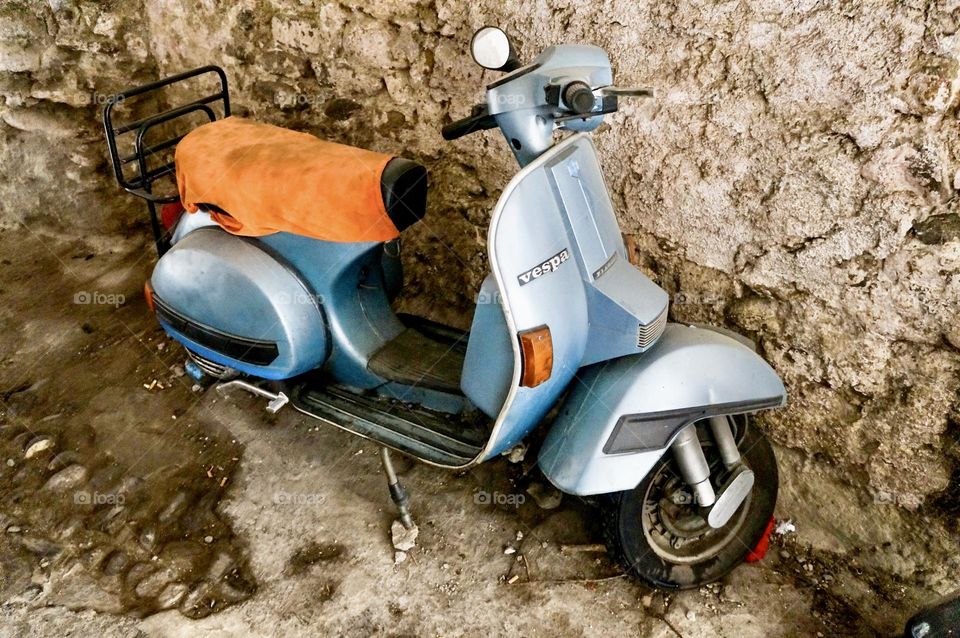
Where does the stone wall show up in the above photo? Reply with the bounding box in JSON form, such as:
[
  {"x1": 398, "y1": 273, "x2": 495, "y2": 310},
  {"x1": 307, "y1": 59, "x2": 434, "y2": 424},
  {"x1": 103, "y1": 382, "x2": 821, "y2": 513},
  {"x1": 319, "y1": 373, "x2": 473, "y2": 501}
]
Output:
[
  {"x1": 0, "y1": 1, "x2": 160, "y2": 235},
  {"x1": 2, "y1": 0, "x2": 958, "y2": 588}
]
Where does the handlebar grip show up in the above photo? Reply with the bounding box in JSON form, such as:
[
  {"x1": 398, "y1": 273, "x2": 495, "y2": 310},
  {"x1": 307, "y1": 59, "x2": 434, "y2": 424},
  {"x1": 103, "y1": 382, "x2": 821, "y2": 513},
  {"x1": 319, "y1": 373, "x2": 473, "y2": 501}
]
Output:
[{"x1": 442, "y1": 111, "x2": 497, "y2": 141}]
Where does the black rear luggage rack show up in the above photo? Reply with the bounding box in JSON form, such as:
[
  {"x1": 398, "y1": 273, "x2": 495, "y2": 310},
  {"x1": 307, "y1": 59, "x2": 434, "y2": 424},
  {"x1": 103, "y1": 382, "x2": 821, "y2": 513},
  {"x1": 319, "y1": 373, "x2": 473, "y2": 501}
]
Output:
[{"x1": 102, "y1": 66, "x2": 230, "y2": 255}]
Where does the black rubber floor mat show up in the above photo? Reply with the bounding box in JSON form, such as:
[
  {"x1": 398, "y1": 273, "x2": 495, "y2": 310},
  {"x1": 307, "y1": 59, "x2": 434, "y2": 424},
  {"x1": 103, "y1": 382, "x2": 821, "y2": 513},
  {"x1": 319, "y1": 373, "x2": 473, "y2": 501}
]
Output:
[
  {"x1": 292, "y1": 384, "x2": 490, "y2": 467},
  {"x1": 367, "y1": 327, "x2": 465, "y2": 393}
]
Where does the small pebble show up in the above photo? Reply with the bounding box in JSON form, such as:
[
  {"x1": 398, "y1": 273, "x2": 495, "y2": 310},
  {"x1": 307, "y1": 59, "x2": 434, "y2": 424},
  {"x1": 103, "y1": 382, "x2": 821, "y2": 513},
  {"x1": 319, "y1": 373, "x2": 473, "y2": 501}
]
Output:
[
  {"x1": 504, "y1": 547, "x2": 516, "y2": 555},
  {"x1": 391, "y1": 520, "x2": 419, "y2": 552},
  {"x1": 43, "y1": 464, "x2": 88, "y2": 491},
  {"x1": 5, "y1": 459, "x2": 14, "y2": 467},
  {"x1": 25, "y1": 437, "x2": 55, "y2": 459},
  {"x1": 204, "y1": 535, "x2": 214, "y2": 544},
  {"x1": 686, "y1": 610, "x2": 697, "y2": 621}
]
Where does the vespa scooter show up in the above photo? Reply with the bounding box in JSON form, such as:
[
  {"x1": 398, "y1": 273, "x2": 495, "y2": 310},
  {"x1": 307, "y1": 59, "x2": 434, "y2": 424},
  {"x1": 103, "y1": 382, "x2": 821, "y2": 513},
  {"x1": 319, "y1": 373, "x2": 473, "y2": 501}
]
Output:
[{"x1": 102, "y1": 26, "x2": 786, "y2": 588}]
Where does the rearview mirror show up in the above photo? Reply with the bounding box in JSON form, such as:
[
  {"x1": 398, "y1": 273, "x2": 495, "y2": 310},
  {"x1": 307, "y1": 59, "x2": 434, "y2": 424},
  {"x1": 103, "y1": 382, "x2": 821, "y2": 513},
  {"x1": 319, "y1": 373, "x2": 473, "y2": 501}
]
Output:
[{"x1": 470, "y1": 26, "x2": 519, "y2": 71}]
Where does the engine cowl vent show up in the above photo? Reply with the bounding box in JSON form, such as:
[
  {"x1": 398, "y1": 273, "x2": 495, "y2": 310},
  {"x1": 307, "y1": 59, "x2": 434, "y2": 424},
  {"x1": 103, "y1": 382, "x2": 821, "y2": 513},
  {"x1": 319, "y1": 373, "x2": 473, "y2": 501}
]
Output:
[{"x1": 638, "y1": 307, "x2": 668, "y2": 349}]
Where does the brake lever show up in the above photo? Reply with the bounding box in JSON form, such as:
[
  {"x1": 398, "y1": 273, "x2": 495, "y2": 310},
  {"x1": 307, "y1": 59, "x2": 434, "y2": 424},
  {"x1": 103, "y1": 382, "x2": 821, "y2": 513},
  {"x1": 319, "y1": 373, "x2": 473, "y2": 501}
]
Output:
[{"x1": 596, "y1": 86, "x2": 655, "y2": 98}]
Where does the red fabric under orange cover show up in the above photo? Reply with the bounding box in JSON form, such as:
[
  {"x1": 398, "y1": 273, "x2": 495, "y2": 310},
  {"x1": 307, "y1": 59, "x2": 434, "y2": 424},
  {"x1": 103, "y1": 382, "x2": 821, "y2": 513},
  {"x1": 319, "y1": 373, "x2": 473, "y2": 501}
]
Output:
[{"x1": 175, "y1": 116, "x2": 398, "y2": 242}]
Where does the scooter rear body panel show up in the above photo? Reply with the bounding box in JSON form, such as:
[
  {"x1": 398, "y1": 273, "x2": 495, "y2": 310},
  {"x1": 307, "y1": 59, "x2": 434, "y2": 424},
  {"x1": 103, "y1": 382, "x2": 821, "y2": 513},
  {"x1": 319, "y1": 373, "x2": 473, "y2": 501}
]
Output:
[
  {"x1": 156, "y1": 214, "x2": 472, "y2": 414},
  {"x1": 150, "y1": 226, "x2": 329, "y2": 379},
  {"x1": 256, "y1": 232, "x2": 406, "y2": 389}
]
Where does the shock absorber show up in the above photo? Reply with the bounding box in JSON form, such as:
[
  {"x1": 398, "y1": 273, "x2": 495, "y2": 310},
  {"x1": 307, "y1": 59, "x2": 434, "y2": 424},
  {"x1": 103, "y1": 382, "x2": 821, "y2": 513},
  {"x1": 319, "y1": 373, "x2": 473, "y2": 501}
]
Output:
[
  {"x1": 670, "y1": 424, "x2": 716, "y2": 507},
  {"x1": 708, "y1": 415, "x2": 742, "y2": 469}
]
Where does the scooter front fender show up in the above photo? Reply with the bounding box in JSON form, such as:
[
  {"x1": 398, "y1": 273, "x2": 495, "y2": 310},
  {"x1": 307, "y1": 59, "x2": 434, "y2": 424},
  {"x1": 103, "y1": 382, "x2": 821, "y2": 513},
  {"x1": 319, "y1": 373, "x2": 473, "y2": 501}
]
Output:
[{"x1": 538, "y1": 323, "x2": 786, "y2": 496}]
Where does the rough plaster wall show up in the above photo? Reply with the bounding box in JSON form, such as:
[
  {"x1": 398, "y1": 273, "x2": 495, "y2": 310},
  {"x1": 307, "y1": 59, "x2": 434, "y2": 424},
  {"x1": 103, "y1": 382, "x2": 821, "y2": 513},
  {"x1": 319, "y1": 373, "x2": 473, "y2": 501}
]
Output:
[
  {"x1": 1, "y1": 0, "x2": 959, "y2": 585},
  {"x1": 0, "y1": 0, "x2": 161, "y2": 235}
]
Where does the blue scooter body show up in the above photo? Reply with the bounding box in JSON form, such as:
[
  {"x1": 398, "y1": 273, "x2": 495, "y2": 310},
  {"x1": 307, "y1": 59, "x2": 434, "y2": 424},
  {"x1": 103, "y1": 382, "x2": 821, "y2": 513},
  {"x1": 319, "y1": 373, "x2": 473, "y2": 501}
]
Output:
[
  {"x1": 147, "y1": 43, "x2": 786, "y2": 496},
  {"x1": 105, "y1": 28, "x2": 789, "y2": 591}
]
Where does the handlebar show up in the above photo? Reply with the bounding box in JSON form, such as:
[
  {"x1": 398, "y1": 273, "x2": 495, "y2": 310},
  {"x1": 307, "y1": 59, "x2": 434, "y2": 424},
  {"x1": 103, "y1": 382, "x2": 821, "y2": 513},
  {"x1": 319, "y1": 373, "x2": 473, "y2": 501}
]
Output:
[
  {"x1": 442, "y1": 103, "x2": 497, "y2": 141},
  {"x1": 441, "y1": 85, "x2": 655, "y2": 142}
]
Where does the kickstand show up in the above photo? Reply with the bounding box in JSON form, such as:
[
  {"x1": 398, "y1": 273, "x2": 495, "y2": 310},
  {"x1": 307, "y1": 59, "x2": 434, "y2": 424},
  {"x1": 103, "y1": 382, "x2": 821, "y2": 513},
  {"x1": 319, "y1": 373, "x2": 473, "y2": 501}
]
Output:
[
  {"x1": 380, "y1": 447, "x2": 414, "y2": 530},
  {"x1": 216, "y1": 379, "x2": 289, "y2": 413}
]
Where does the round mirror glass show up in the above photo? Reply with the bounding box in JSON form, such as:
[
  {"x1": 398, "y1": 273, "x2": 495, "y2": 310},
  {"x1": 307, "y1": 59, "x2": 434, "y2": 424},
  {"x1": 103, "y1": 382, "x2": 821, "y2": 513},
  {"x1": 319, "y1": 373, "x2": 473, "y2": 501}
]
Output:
[{"x1": 471, "y1": 27, "x2": 511, "y2": 70}]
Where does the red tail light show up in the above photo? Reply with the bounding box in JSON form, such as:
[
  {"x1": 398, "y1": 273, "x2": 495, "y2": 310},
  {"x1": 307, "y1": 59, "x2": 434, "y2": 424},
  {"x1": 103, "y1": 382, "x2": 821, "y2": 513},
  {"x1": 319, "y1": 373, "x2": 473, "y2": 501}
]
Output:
[{"x1": 160, "y1": 202, "x2": 185, "y2": 230}]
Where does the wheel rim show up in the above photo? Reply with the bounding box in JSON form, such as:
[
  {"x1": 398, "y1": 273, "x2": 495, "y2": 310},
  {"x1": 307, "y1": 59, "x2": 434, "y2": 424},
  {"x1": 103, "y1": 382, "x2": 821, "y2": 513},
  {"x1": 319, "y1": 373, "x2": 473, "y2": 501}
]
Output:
[{"x1": 639, "y1": 419, "x2": 752, "y2": 565}]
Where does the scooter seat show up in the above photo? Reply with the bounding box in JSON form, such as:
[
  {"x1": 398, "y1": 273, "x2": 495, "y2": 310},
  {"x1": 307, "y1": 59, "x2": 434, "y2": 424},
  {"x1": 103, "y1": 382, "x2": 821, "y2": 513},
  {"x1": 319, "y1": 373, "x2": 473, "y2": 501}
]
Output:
[
  {"x1": 380, "y1": 158, "x2": 428, "y2": 232},
  {"x1": 175, "y1": 116, "x2": 427, "y2": 242}
]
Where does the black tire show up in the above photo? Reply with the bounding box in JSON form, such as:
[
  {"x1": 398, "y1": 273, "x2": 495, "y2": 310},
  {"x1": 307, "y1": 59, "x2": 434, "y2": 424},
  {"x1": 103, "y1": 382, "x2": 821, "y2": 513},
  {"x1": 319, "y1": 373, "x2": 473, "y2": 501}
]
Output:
[{"x1": 601, "y1": 416, "x2": 777, "y2": 589}]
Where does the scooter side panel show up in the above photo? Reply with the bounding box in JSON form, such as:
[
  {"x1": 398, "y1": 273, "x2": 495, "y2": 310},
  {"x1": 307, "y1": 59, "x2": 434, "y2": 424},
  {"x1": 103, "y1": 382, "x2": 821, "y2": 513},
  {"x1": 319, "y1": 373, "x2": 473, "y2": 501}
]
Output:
[
  {"x1": 461, "y1": 274, "x2": 513, "y2": 418},
  {"x1": 163, "y1": 211, "x2": 404, "y2": 387},
  {"x1": 150, "y1": 227, "x2": 329, "y2": 379},
  {"x1": 538, "y1": 323, "x2": 786, "y2": 495}
]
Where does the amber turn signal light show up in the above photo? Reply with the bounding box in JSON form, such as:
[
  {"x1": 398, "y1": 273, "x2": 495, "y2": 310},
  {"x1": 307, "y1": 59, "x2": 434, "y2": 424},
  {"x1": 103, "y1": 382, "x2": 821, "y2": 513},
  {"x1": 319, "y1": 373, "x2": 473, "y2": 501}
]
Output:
[
  {"x1": 519, "y1": 325, "x2": 553, "y2": 387},
  {"x1": 143, "y1": 280, "x2": 155, "y2": 312}
]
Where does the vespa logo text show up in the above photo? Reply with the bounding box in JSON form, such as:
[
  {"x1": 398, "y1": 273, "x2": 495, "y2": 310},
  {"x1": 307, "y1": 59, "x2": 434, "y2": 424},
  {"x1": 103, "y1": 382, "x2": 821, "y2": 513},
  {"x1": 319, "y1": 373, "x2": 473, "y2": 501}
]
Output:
[{"x1": 517, "y1": 249, "x2": 570, "y2": 286}]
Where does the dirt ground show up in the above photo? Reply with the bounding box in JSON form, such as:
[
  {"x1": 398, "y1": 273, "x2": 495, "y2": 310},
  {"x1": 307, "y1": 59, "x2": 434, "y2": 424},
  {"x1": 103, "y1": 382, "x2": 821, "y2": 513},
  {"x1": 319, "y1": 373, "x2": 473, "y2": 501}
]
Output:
[{"x1": 0, "y1": 226, "x2": 912, "y2": 637}]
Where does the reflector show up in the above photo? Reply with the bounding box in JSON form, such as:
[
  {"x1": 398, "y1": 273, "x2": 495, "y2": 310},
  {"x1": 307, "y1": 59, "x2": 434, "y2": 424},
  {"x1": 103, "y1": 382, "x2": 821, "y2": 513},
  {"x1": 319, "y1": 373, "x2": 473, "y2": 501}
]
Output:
[{"x1": 143, "y1": 281, "x2": 155, "y2": 312}]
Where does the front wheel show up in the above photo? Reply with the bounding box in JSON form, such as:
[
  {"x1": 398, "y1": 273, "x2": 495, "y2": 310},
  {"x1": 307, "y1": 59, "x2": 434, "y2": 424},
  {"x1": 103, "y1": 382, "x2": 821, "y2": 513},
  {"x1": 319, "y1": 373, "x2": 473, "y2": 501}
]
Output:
[{"x1": 600, "y1": 416, "x2": 777, "y2": 589}]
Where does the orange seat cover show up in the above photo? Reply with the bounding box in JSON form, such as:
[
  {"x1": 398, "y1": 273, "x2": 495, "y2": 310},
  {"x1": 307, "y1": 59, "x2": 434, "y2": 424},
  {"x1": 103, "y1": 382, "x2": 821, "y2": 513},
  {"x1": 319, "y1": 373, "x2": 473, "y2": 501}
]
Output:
[{"x1": 175, "y1": 116, "x2": 399, "y2": 242}]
